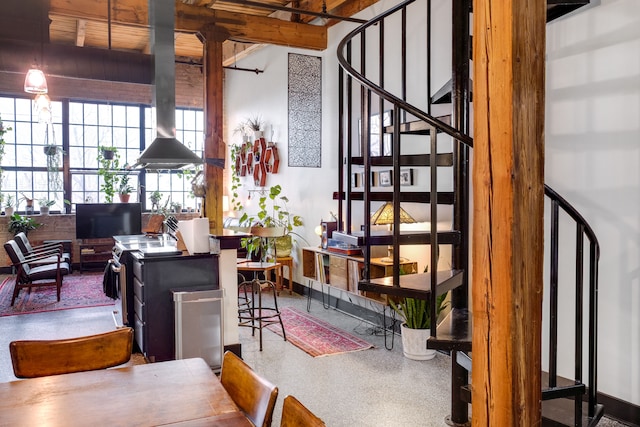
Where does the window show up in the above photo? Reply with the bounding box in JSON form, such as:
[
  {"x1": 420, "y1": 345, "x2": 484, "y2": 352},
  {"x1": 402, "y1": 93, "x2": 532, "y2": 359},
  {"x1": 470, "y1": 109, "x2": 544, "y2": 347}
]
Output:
[{"x1": 0, "y1": 95, "x2": 203, "y2": 213}]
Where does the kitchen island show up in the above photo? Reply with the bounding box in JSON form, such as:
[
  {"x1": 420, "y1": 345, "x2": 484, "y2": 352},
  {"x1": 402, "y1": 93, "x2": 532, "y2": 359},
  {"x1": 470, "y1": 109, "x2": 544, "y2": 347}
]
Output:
[{"x1": 113, "y1": 235, "x2": 219, "y2": 363}]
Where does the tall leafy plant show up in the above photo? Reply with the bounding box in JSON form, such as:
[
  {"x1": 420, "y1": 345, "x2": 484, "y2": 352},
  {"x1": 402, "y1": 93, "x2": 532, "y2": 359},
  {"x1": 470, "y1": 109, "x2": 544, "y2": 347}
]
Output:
[{"x1": 97, "y1": 146, "x2": 121, "y2": 203}]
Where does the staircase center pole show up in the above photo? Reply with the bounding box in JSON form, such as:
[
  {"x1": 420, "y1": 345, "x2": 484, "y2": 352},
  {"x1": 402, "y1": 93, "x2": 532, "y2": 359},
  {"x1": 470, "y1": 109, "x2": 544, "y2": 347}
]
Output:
[{"x1": 449, "y1": 0, "x2": 472, "y2": 425}]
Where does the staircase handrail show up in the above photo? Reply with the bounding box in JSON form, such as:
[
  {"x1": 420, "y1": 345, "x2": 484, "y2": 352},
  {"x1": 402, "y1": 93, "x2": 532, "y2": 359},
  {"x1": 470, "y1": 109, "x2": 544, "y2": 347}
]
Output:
[
  {"x1": 336, "y1": 0, "x2": 474, "y2": 148},
  {"x1": 544, "y1": 184, "x2": 600, "y2": 258}
]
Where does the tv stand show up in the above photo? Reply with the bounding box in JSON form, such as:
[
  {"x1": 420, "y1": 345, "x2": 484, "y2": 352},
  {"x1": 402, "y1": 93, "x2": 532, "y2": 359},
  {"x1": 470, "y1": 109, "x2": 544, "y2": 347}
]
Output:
[{"x1": 79, "y1": 239, "x2": 114, "y2": 272}]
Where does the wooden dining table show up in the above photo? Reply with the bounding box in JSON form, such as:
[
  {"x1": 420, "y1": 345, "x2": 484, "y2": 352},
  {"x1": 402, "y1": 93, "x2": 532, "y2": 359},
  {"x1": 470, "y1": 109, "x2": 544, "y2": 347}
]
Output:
[{"x1": 0, "y1": 357, "x2": 252, "y2": 427}]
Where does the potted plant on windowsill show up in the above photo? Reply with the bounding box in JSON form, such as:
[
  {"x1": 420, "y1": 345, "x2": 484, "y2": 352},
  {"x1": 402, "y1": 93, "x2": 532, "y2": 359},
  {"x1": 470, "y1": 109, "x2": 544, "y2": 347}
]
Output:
[
  {"x1": 118, "y1": 172, "x2": 134, "y2": 203},
  {"x1": 38, "y1": 199, "x2": 55, "y2": 215},
  {"x1": 3, "y1": 194, "x2": 15, "y2": 216},
  {"x1": 389, "y1": 291, "x2": 449, "y2": 361}
]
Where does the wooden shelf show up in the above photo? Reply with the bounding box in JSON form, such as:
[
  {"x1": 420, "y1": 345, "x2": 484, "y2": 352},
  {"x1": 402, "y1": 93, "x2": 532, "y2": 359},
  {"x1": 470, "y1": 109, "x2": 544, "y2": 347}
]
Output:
[{"x1": 79, "y1": 240, "x2": 114, "y2": 272}]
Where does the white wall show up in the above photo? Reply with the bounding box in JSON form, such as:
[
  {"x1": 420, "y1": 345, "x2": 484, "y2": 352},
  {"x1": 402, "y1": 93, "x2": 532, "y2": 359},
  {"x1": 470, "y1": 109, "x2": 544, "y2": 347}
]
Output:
[
  {"x1": 225, "y1": 0, "x2": 639, "y2": 407},
  {"x1": 546, "y1": 0, "x2": 640, "y2": 406}
]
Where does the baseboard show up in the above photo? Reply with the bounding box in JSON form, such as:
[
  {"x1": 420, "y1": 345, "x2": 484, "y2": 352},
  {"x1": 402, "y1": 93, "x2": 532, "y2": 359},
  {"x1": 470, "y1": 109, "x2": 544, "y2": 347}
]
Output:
[{"x1": 597, "y1": 392, "x2": 640, "y2": 426}]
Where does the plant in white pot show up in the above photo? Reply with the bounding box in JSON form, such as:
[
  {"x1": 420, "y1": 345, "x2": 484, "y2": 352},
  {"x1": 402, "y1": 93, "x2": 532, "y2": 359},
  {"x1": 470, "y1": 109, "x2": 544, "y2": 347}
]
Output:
[
  {"x1": 389, "y1": 292, "x2": 449, "y2": 360},
  {"x1": 38, "y1": 198, "x2": 55, "y2": 215},
  {"x1": 245, "y1": 114, "x2": 264, "y2": 140},
  {"x1": 3, "y1": 194, "x2": 15, "y2": 216}
]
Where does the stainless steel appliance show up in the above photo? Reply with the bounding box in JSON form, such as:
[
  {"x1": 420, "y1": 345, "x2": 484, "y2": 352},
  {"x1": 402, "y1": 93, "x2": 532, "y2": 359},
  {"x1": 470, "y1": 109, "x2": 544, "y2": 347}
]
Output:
[{"x1": 173, "y1": 288, "x2": 224, "y2": 371}]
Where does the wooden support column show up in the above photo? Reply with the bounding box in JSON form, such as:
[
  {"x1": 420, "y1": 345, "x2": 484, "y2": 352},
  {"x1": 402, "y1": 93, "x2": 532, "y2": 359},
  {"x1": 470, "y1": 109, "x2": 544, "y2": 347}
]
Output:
[
  {"x1": 471, "y1": 0, "x2": 545, "y2": 425},
  {"x1": 201, "y1": 25, "x2": 229, "y2": 235}
]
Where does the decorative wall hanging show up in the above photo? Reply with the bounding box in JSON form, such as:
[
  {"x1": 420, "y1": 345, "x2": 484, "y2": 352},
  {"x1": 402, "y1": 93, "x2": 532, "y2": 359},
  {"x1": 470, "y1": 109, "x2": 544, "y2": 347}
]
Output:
[
  {"x1": 288, "y1": 53, "x2": 322, "y2": 168},
  {"x1": 234, "y1": 137, "x2": 279, "y2": 187}
]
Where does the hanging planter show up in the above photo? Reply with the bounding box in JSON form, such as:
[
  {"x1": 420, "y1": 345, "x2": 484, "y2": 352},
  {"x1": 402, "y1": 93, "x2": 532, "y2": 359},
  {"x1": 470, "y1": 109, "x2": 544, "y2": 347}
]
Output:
[
  {"x1": 102, "y1": 147, "x2": 117, "y2": 160},
  {"x1": 43, "y1": 145, "x2": 59, "y2": 156}
]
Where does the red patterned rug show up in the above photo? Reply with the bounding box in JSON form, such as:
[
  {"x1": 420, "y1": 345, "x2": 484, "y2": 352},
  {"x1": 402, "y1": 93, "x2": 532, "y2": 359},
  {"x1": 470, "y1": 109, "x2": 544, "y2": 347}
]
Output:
[
  {"x1": 0, "y1": 272, "x2": 116, "y2": 317},
  {"x1": 267, "y1": 306, "x2": 374, "y2": 357}
]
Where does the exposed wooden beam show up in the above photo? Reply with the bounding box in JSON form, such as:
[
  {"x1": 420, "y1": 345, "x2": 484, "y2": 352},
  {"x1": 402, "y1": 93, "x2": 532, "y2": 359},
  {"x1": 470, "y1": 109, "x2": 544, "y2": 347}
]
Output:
[
  {"x1": 75, "y1": 19, "x2": 87, "y2": 46},
  {"x1": 49, "y1": 0, "x2": 327, "y2": 50},
  {"x1": 471, "y1": 0, "x2": 546, "y2": 425}
]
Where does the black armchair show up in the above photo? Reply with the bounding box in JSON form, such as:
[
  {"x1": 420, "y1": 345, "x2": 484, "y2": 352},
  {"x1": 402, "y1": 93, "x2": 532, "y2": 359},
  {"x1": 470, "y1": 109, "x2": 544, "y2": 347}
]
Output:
[{"x1": 4, "y1": 239, "x2": 71, "y2": 306}]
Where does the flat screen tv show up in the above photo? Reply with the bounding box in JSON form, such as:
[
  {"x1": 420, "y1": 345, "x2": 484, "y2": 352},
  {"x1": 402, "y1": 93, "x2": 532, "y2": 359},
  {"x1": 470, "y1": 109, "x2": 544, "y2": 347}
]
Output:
[{"x1": 75, "y1": 203, "x2": 142, "y2": 239}]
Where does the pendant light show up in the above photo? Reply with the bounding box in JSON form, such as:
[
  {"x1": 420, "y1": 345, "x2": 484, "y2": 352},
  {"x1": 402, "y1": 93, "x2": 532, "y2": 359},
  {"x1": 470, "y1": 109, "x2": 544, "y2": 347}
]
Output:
[
  {"x1": 24, "y1": 68, "x2": 48, "y2": 94},
  {"x1": 24, "y1": 0, "x2": 48, "y2": 94}
]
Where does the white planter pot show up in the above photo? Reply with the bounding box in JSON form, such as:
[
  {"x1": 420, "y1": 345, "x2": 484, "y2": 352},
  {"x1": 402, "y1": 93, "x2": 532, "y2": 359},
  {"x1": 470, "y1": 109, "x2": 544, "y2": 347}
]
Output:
[
  {"x1": 39, "y1": 206, "x2": 50, "y2": 215},
  {"x1": 4, "y1": 207, "x2": 14, "y2": 217},
  {"x1": 400, "y1": 323, "x2": 436, "y2": 361}
]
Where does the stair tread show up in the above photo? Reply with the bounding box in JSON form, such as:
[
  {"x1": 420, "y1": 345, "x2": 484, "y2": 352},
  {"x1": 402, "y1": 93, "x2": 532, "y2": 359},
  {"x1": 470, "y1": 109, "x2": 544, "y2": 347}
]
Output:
[
  {"x1": 358, "y1": 269, "x2": 464, "y2": 299},
  {"x1": 333, "y1": 230, "x2": 461, "y2": 247},
  {"x1": 385, "y1": 115, "x2": 452, "y2": 134},
  {"x1": 350, "y1": 153, "x2": 453, "y2": 167},
  {"x1": 542, "y1": 400, "x2": 604, "y2": 427},
  {"x1": 333, "y1": 191, "x2": 455, "y2": 205},
  {"x1": 429, "y1": 307, "x2": 472, "y2": 351}
]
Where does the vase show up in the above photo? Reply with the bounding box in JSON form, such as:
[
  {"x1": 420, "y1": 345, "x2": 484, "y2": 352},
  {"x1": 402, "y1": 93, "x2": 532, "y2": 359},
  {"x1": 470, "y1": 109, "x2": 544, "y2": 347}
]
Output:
[
  {"x1": 119, "y1": 194, "x2": 130, "y2": 203},
  {"x1": 253, "y1": 130, "x2": 264, "y2": 140},
  {"x1": 39, "y1": 206, "x2": 50, "y2": 215},
  {"x1": 275, "y1": 235, "x2": 293, "y2": 257},
  {"x1": 400, "y1": 323, "x2": 436, "y2": 361},
  {"x1": 4, "y1": 207, "x2": 14, "y2": 217}
]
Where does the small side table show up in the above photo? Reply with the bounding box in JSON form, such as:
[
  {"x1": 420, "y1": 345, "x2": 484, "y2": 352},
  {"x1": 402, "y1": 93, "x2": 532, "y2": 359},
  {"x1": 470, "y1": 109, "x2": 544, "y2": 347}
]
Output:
[{"x1": 275, "y1": 256, "x2": 293, "y2": 294}]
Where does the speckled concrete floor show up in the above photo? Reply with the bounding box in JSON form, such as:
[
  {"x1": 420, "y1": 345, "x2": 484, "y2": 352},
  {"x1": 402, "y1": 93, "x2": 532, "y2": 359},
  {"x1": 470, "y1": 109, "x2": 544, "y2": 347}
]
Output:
[{"x1": 0, "y1": 280, "x2": 629, "y2": 426}]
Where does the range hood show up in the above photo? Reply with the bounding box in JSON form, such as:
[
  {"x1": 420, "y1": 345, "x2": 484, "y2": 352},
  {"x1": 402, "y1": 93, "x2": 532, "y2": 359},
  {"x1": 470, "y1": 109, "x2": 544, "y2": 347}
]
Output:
[{"x1": 135, "y1": 1, "x2": 202, "y2": 170}]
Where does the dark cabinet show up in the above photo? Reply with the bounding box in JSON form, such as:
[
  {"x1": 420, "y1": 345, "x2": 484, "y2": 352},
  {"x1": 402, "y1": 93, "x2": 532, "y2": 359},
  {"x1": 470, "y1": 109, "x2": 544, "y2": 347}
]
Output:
[{"x1": 131, "y1": 252, "x2": 219, "y2": 362}]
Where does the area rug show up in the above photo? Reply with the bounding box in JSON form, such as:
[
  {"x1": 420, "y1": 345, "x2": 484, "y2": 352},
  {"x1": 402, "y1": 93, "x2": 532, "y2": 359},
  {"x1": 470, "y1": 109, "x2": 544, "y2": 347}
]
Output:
[
  {"x1": 0, "y1": 272, "x2": 116, "y2": 317},
  {"x1": 266, "y1": 306, "x2": 374, "y2": 357}
]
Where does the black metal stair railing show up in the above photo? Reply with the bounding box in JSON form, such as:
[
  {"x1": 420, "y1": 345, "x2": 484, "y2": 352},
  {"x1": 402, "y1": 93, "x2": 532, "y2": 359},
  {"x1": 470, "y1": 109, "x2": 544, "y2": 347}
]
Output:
[
  {"x1": 543, "y1": 185, "x2": 603, "y2": 426},
  {"x1": 335, "y1": 1, "x2": 601, "y2": 425},
  {"x1": 335, "y1": 0, "x2": 473, "y2": 343}
]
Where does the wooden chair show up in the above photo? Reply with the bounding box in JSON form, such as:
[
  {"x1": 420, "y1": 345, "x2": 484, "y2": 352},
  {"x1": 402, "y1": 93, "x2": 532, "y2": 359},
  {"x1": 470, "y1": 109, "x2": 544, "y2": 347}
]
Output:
[
  {"x1": 220, "y1": 351, "x2": 278, "y2": 427},
  {"x1": 10, "y1": 327, "x2": 134, "y2": 378},
  {"x1": 4, "y1": 239, "x2": 70, "y2": 306},
  {"x1": 280, "y1": 395, "x2": 326, "y2": 427}
]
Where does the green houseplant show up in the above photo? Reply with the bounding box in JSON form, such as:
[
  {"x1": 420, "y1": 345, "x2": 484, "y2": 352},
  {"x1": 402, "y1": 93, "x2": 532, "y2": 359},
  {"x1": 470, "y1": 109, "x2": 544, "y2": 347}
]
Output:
[
  {"x1": 38, "y1": 199, "x2": 55, "y2": 215},
  {"x1": 97, "y1": 146, "x2": 121, "y2": 203},
  {"x1": 240, "y1": 184, "x2": 304, "y2": 259},
  {"x1": 118, "y1": 172, "x2": 134, "y2": 202},
  {"x1": 4, "y1": 194, "x2": 15, "y2": 216},
  {"x1": 389, "y1": 292, "x2": 449, "y2": 360},
  {"x1": 8, "y1": 213, "x2": 42, "y2": 236}
]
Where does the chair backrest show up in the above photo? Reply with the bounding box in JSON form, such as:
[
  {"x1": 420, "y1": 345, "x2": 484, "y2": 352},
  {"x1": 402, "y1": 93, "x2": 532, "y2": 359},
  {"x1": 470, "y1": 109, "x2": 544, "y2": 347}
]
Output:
[
  {"x1": 220, "y1": 351, "x2": 278, "y2": 427},
  {"x1": 280, "y1": 395, "x2": 326, "y2": 427},
  {"x1": 14, "y1": 232, "x2": 34, "y2": 254},
  {"x1": 4, "y1": 239, "x2": 31, "y2": 276},
  {"x1": 10, "y1": 327, "x2": 134, "y2": 378}
]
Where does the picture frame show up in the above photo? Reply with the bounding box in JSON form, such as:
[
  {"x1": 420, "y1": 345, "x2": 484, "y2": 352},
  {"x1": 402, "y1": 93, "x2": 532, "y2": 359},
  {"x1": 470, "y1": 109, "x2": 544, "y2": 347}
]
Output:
[
  {"x1": 399, "y1": 168, "x2": 413, "y2": 186},
  {"x1": 378, "y1": 170, "x2": 392, "y2": 187}
]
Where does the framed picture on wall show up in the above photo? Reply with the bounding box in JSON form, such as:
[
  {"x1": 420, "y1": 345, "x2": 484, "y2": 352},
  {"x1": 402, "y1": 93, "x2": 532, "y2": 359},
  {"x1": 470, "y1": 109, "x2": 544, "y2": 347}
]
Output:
[
  {"x1": 400, "y1": 168, "x2": 413, "y2": 186},
  {"x1": 379, "y1": 170, "x2": 392, "y2": 187}
]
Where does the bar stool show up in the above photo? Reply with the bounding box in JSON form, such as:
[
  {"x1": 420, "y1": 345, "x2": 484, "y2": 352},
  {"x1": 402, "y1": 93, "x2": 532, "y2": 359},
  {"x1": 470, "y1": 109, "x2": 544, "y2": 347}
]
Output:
[{"x1": 237, "y1": 261, "x2": 287, "y2": 351}]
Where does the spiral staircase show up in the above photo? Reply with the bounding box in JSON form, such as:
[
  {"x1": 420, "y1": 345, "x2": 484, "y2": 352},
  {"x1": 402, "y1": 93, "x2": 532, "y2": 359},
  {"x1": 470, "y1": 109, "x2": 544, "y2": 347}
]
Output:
[{"x1": 332, "y1": 0, "x2": 603, "y2": 425}]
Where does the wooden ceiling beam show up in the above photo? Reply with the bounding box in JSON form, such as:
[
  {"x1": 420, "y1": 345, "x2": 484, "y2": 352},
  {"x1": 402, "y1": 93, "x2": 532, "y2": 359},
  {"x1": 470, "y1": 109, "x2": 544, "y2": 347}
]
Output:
[
  {"x1": 75, "y1": 19, "x2": 87, "y2": 46},
  {"x1": 49, "y1": 0, "x2": 327, "y2": 50}
]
